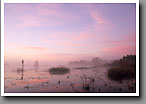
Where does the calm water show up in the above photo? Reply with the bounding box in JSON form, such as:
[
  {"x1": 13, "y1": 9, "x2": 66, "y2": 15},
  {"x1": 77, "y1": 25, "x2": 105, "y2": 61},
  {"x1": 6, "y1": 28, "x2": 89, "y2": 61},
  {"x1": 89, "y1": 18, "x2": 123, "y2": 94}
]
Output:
[{"x1": 4, "y1": 64, "x2": 136, "y2": 93}]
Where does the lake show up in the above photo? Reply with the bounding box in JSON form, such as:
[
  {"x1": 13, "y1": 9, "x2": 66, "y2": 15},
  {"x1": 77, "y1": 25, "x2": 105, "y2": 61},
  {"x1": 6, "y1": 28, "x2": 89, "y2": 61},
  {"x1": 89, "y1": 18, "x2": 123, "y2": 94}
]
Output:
[{"x1": 4, "y1": 64, "x2": 136, "y2": 93}]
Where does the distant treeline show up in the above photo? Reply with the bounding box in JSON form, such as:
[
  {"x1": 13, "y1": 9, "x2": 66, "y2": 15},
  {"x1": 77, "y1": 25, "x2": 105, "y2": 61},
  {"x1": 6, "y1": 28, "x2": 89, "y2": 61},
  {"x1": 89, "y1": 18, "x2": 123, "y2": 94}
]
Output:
[{"x1": 68, "y1": 57, "x2": 108, "y2": 67}]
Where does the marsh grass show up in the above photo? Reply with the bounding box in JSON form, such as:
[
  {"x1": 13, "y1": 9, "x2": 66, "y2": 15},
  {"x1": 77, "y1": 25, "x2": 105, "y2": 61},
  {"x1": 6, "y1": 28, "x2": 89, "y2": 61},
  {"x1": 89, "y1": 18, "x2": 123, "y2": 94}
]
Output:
[
  {"x1": 107, "y1": 55, "x2": 136, "y2": 82},
  {"x1": 107, "y1": 66, "x2": 136, "y2": 82},
  {"x1": 49, "y1": 67, "x2": 70, "y2": 75}
]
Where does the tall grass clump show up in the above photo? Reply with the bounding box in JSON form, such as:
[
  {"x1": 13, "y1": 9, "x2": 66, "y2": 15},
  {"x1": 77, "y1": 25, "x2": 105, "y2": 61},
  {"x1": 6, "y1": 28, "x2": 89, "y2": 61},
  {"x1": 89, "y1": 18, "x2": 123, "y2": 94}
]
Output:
[{"x1": 49, "y1": 66, "x2": 70, "y2": 75}]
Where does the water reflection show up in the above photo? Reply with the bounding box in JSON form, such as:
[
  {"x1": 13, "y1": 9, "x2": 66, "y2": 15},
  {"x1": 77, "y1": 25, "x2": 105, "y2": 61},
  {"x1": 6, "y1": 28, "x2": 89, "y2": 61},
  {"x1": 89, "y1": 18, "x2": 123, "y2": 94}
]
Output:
[
  {"x1": 34, "y1": 60, "x2": 39, "y2": 72},
  {"x1": 14, "y1": 60, "x2": 25, "y2": 81},
  {"x1": 21, "y1": 65, "x2": 24, "y2": 81}
]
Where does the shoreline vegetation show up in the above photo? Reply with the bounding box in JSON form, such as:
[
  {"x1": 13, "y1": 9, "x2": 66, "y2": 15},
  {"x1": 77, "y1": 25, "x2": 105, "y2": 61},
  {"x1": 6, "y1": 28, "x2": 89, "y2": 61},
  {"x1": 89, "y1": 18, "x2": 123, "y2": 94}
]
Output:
[
  {"x1": 74, "y1": 67, "x2": 91, "y2": 69},
  {"x1": 68, "y1": 57, "x2": 109, "y2": 67},
  {"x1": 73, "y1": 66, "x2": 105, "y2": 69},
  {"x1": 68, "y1": 54, "x2": 136, "y2": 83},
  {"x1": 107, "y1": 55, "x2": 136, "y2": 83}
]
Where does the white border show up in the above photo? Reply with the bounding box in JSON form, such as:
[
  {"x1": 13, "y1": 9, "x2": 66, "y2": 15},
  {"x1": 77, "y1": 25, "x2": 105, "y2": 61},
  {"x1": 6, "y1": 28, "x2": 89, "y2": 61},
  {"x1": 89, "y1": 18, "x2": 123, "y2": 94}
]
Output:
[{"x1": 1, "y1": 0, "x2": 139, "y2": 96}]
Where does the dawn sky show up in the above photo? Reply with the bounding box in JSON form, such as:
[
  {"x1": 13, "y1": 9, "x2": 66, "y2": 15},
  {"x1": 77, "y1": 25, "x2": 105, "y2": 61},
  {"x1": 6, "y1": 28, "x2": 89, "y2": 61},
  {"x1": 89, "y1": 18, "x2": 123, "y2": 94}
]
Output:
[{"x1": 4, "y1": 3, "x2": 136, "y2": 62}]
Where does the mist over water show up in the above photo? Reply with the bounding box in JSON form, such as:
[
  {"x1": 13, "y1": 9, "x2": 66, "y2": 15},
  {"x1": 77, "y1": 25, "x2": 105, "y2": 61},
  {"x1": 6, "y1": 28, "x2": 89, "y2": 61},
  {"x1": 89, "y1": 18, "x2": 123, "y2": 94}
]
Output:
[{"x1": 4, "y1": 56, "x2": 136, "y2": 93}]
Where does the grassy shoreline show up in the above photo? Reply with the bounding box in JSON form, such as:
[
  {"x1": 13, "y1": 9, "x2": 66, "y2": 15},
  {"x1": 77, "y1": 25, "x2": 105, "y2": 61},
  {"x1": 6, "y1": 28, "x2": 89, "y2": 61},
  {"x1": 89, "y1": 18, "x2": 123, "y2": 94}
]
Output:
[{"x1": 107, "y1": 55, "x2": 136, "y2": 82}]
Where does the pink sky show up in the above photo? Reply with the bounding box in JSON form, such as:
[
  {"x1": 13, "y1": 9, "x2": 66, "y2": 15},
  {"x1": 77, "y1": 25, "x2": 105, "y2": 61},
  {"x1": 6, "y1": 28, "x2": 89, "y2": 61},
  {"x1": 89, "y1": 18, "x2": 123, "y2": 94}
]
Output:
[{"x1": 4, "y1": 3, "x2": 136, "y2": 63}]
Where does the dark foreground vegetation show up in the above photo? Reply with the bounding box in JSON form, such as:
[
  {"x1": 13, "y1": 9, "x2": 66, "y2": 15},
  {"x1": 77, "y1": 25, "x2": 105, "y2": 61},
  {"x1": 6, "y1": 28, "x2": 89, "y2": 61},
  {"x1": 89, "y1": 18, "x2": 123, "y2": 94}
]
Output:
[
  {"x1": 49, "y1": 67, "x2": 70, "y2": 75},
  {"x1": 107, "y1": 55, "x2": 136, "y2": 82}
]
